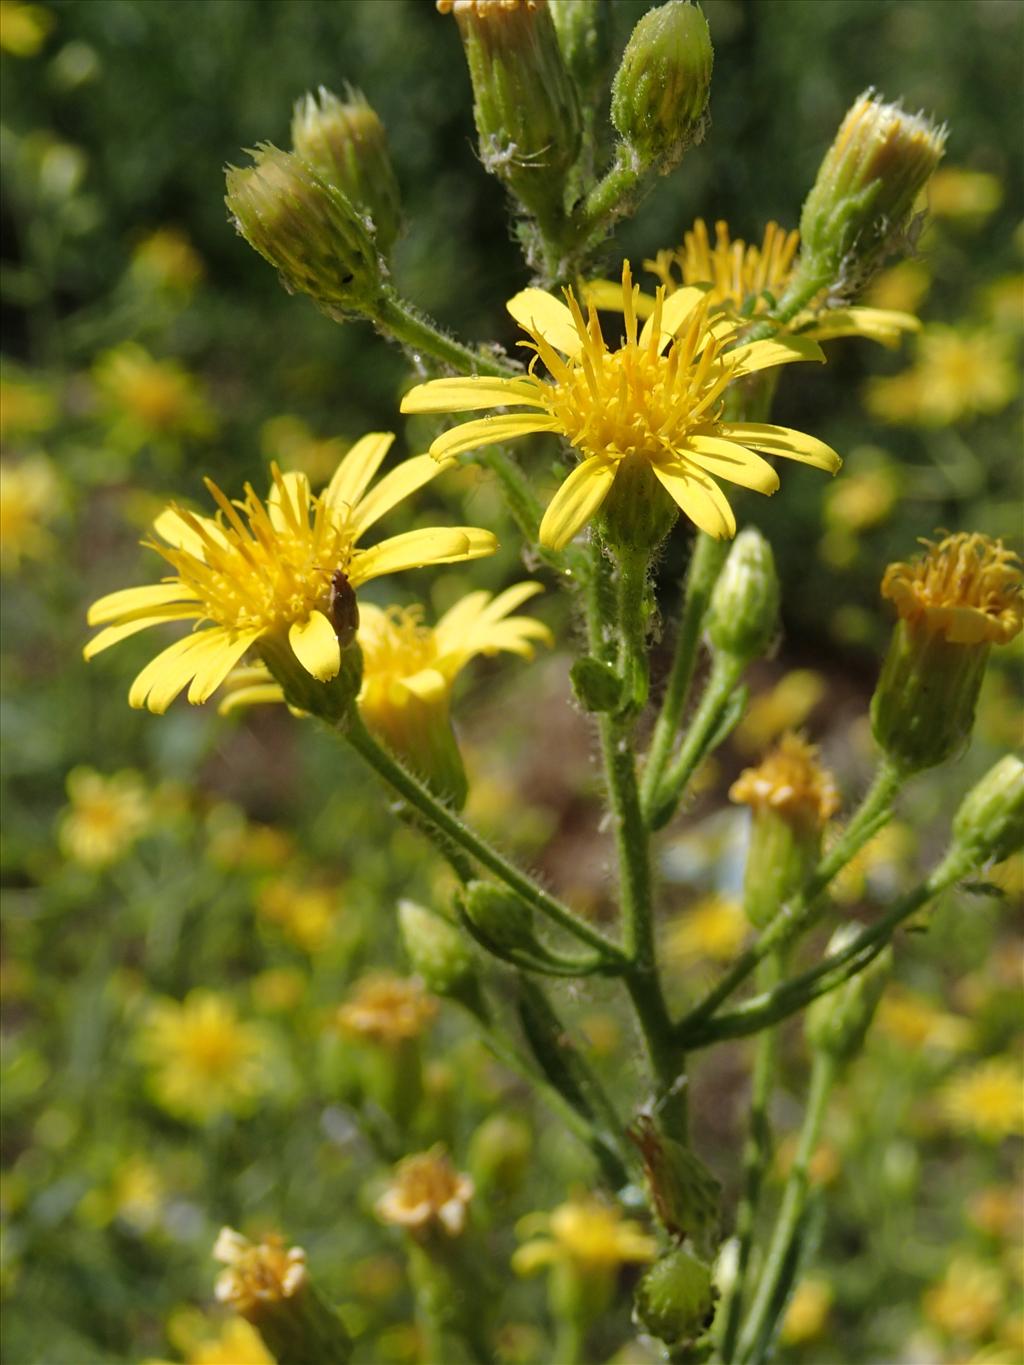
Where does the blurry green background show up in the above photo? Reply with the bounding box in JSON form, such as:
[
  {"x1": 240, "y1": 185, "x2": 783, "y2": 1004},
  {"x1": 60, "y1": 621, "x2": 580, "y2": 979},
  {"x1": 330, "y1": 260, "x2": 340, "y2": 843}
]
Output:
[{"x1": 1, "y1": 2, "x2": 1021, "y2": 1363}]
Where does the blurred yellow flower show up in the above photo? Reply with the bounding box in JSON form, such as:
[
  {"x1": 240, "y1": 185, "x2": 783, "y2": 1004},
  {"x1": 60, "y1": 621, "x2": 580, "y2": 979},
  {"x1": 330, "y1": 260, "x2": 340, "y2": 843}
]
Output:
[
  {"x1": 968, "y1": 1185, "x2": 1024, "y2": 1241},
  {"x1": 824, "y1": 464, "x2": 900, "y2": 534},
  {"x1": 257, "y1": 879, "x2": 338, "y2": 953},
  {"x1": 261, "y1": 415, "x2": 349, "y2": 487},
  {"x1": 84, "y1": 434, "x2": 497, "y2": 712},
  {"x1": 731, "y1": 731, "x2": 840, "y2": 832},
  {"x1": 874, "y1": 986, "x2": 970, "y2": 1053},
  {"x1": 980, "y1": 275, "x2": 1024, "y2": 331},
  {"x1": 79, "y1": 1154, "x2": 164, "y2": 1232},
  {"x1": 923, "y1": 1256, "x2": 1004, "y2": 1339},
  {"x1": 375, "y1": 1145, "x2": 474, "y2": 1239},
  {"x1": 250, "y1": 967, "x2": 307, "y2": 1013},
  {"x1": 512, "y1": 1192, "x2": 656, "y2": 1277},
  {"x1": 146, "y1": 1314, "x2": 274, "y2": 1365},
  {"x1": 830, "y1": 820, "x2": 916, "y2": 905},
  {"x1": 0, "y1": 0, "x2": 53, "y2": 57},
  {"x1": 213, "y1": 1227, "x2": 306, "y2": 1312},
  {"x1": 733, "y1": 670, "x2": 826, "y2": 755},
  {"x1": 59, "y1": 766, "x2": 152, "y2": 868},
  {"x1": 0, "y1": 454, "x2": 61, "y2": 570},
  {"x1": 205, "y1": 806, "x2": 295, "y2": 872},
  {"x1": 402, "y1": 262, "x2": 839, "y2": 548},
  {"x1": 337, "y1": 973, "x2": 437, "y2": 1045},
  {"x1": 139, "y1": 991, "x2": 270, "y2": 1123},
  {"x1": 780, "y1": 1277, "x2": 833, "y2": 1345},
  {"x1": 663, "y1": 893, "x2": 748, "y2": 966},
  {"x1": 866, "y1": 326, "x2": 1018, "y2": 426},
  {"x1": 91, "y1": 342, "x2": 215, "y2": 449},
  {"x1": 927, "y1": 167, "x2": 1003, "y2": 224},
  {"x1": 865, "y1": 260, "x2": 931, "y2": 315},
  {"x1": 941, "y1": 1059, "x2": 1024, "y2": 1141},
  {"x1": 130, "y1": 227, "x2": 205, "y2": 294},
  {"x1": 774, "y1": 1136, "x2": 840, "y2": 1188},
  {"x1": 0, "y1": 370, "x2": 56, "y2": 441}
]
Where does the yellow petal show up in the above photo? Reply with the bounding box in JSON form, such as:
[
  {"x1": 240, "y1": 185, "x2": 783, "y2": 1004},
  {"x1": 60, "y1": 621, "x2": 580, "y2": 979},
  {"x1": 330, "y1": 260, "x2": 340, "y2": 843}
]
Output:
[
  {"x1": 152, "y1": 508, "x2": 225, "y2": 557},
  {"x1": 350, "y1": 454, "x2": 451, "y2": 538},
  {"x1": 400, "y1": 376, "x2": 544, "y2": 414},
  {"x1": 675, "y1": 435, "x2": 780, "y2": 494},
  {"x1": 350, "y1": 527, "x2": 498, "y2": 583},
  {"x1": 267, "y1": 470, "x2": 311, "y2": 534},
  {"x1": 582, "y1": 279, "x2": 657, "y2": 320},
  {"x1": 84, "y1": 606, "x2": 202, "y2": 660},
  {"x1": 219, "y1": 683, "x2": 286, "y2": 715},
  {"x1": 723, "y1": 335, "x2": 825, "y2": 378},
  {"x1": 639, "y1": 286, "x2": 707, "y2": 352},
  {"x1": 511, "y1": 1241, "x2": 559, "y2": 1276},
  {"x1": 538, "y1": 457, "x2": 618, "y2": 551},
  {"x1": 128, "y1": 632, "x2": 215, "y2": 713},
  {"x1": 396, "y1": 667, "x2": 449, "y2": 703},
  {"x1": 429, "y1": 414, "x2": 561, "y2": 461},
  {"x1": 323, "y1": 432, "x2": 395, "y2": 515},
  {"x1": 650, "y1": 460, "x2": 736, "y2": 539},
  {"x1": 288, "y1": 610, "x2": 342, "y2": 681},
  {"x1": 506, "y1": 288, "x2": 582, "y2": 356},
  {"x1": 710, "y1": 422, "x2": 842, "y2": 473},
  {"x1": 482, "y1": 581, "x2": 544, "y2": 621},
  {"x1": 803, "y1": 307, "x2": 920, "y2": 348},
  {"x1": 87, "y1": 582, "x2": 200, "y2": 626},
  {"x1": 187, "y1": 628, "x2": 263, "y2": 704}
]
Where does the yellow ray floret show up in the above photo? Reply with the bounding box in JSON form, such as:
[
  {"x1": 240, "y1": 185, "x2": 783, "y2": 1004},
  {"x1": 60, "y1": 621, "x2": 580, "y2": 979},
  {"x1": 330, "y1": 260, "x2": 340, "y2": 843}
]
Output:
[
  {"x1": 84, "y1": 432, "x2": 498, "y2": 712},
  {"x1": 881, "y1": 531, "x2": 1023, "y2": 646},
  {"x1": 401, "y1": 263, "x2": 841, "y2": 549}
]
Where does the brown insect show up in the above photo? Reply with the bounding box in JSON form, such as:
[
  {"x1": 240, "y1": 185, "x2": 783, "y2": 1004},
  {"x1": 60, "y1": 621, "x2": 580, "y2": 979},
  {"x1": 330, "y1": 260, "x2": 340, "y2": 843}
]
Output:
[{"x1": 327, "y1": 569, "x2": 359, "y2": 648}]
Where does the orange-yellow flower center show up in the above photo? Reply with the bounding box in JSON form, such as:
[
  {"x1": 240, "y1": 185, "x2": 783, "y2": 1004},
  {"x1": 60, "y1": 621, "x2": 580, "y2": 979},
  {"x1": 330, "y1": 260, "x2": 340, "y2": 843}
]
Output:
[
  {"x1": 881, "y1": 531, "x2": 1023, "y2": 646},
  {"x1": 646, "y1": 218, "x2": 801, "y2": 316}
]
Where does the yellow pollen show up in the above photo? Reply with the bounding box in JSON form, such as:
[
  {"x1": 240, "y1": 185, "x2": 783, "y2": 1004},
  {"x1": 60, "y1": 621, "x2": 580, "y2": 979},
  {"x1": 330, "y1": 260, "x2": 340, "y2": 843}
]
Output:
[
  {"x1": 646, "y1": 218, "x2": 801, "y2": 315},
  {"x1": 881, "y1": 531, "x2": 1023, "y2": 646}
]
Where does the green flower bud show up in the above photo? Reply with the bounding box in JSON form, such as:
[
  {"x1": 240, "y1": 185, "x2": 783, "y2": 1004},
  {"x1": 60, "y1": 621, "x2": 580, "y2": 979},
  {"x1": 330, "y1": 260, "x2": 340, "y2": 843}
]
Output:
[
  {"x1": 440, "y1": 0, "x2": 582, "y2": 221},
  {"x1": 706, "y1": 526, "x2": 779, "y2": 664},
  {"x1": 611, "y1": 0, "x2": 713, "y2": 174},
  {"x1": 871, "y1": 534, "x2": 1022, "y2": 773},
  {"x1": 634, "y1": 1248, "x2": 716, "y2": 1349},
  {"x1": 951, "y1": 755, "x2": 1024, "y2": 867},
  {"x1": 468, "y1": 1113, "x2": 532, "y2": 1194},
  {"x1": 549, "y1": 0, "x2": 613, "y2": 112},
  {"x1": 225, "y1": 144, "x2": 383, "y2": 320},
  {"x1": 291, "y1": 86, "x2": 402, "y2": 256},
  {"x1": 629, "y1": 1115, "x2": 721, "y2": 1252},
  {"x1": 460, "y1": 880, "x2": 537, "y2": 958},
  {"x1": 798, "y1": 90, "x2": 947, "y2": 293},
  {"x1": 398, "y1": 900, "x2": 480, "y2": 1009},
  {"x1": 570, "y1": 655, "x2": 622, "y2": 713},
  {"x1": 806, "y1": 929, "x2": 893, "y2": 1066}
]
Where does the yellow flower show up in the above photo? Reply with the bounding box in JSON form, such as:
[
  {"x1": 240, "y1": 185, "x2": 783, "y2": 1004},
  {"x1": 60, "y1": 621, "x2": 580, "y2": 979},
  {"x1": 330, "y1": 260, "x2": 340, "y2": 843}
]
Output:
[
  {"x1": 257, "y1": 879, "x2": 338, "y2": 953},
  {"x1": 59, "y1": 766, "x2": 152, "y2": 868},
  {"x1": 865, "y1": 259, "x2": 932, "y2": 315},
  {"x1": 91, "y1": 342, "x2": 215, "y2": 448},
  {"x1": 145, "y1": 1314, "x2": 275, "y2": 1365},
  {"x1": 874, "y1": 986, "x2": 970, "y2": 1052},
  {"x1": 0, "y1": 0, "x2": 53, "y2": 57},
  {"x1": 512, "y1": 1192, "x2": 656, "y2": 1276},
  {"x1": 927, "y1": 167, "x2": 1003, "y2": 224},
  {"x1": 866, "y1": 326, "x2": 1018, "y2": 426},
  {"x1": 401, "y1": 262, "x2": 840, "y2": 548},
  {"x1": 0, "y1": 454, "x2": 61, "y2": 570},
  {"x1": 336, "y1": 973, "x2": 437, "y2": 1045},
  {"x1": 84, "y1": 433, "x2": 498, "y2": 712},
  {"x1": 130, "y1": 227, "x2": 205, "y2": 294},
  {"x1": 780, "y1": 1277, "x2": 833, "y2": 1345},
  {"x1": 881, "y1": 532, "x2": 1023, "y2": 648},
  {"x1": 663, "y1": 893, "x2": 748, "y2": 966},
  {"x1": 941, "y1": 1059, "x2": 1024, "y2": 1141},
  {"x1": 375, "y1": 1145, "x2": 475, "y2": 1238},
  {"x1": 261, "y1": 414, "x2": 348, "y2": 486},
  {"x1": 923, "y1": 1256, "x2": 1004, "y2": 1339},
  {"x1": 730, "y1": 732, "x2": 840, "y2": 831},
  {"x1": 733, "y1": 670, "x2": 826, "y2": 755},
  {"x1": 968, "y1": 1185, "x2": 1024, "y2": 1241},
  {"x1": 139, "y1": 991, "x2": 270, "y2": 1123},
  {"x1": 213, "y1": 1227, "x2": 307, "y2": 1313},
  {"x1": 603, "y1": 218, "x2": 919, "y2": 347}
]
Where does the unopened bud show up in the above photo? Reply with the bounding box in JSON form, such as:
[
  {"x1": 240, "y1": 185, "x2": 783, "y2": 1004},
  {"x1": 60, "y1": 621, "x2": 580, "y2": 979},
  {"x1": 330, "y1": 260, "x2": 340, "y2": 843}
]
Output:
[
  {"x1": 225, "y1": 144, "x2": 383, "y2": 319},
  {"x1": 634, "y1": 1248, "x2": 716, "y2": 1349},
  {"x1": 468, "y1": 1113, "x2": 532, "y2": 1194},
  {"x1": 460, "y1": 880, "x2": 537, "y2": 959},
  {"x1": 629, "y1": 1114, "x2": 721, "y2": 1251},
  {"x1": 806, "y1": 929, "x2": 892, "y2": 1066},
  {"x1": 798, "y1": 90, "x2": 946, "y2": 293},
  {"x1": 398, "y1": 900, "x2": 482, "y2": 1011},
  {"x1": 706, "y1": 526, "x2": 779, "y2": 664},
  {"x1": 440, "y1": 0, "x2": 582, "y2": 220},
  {"x1": 291, "y1": 87, "x2": 402, "y2": 256},
  {"x1": 611, "y1": 0, "x2": 712, "y2": 173},
  {"x1": 951, "y1": 755, "x2": 1024, "y2": 867},
  {"x1": 549, "y1": 0, "x2": 613, "y2": 112}
]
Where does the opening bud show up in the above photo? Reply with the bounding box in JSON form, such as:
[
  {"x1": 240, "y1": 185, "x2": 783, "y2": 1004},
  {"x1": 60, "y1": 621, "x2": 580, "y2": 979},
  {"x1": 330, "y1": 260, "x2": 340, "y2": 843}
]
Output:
[
  {"x1": 706, "y1": 526, "x2": 780, "y2": 665},
  {"x1": 611, "y1": 0, "x2": 713, "y2": 174},
  {"x1": 439, "y1": 0, "x2": 582, "y2": 221},
  {"x1": 951, "y1": 755, "x2": 1024, "y2": 868},
  {"x1": 871, "y1": 533, "x2": 1022, "y2": 773},
  {"x1": 225, "y1": 144, "x2": 383, "y2": 320},
  {"x1": 291, "y1": 87, "x2": 402, "y2": 256},
  {"x1": 633, "y1": 1247, "x2": 717, "y2": 1350},
  {"x1": 798, "y1": 90, "x2": 947, "y2": 294},
  {"x1": 806, "y1": 929, "x2": 893, "y2": 1066}
]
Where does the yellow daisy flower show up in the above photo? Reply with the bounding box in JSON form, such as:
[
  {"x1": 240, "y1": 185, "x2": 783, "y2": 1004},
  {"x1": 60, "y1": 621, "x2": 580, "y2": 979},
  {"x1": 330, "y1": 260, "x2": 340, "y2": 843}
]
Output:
[
  {"x1": 91, "y1": 342, "x2": 215, "y2": 450},
  {"x1": 144, "y1": 1314, "x2": 274, "y2": 1365},
  {"x1": 941, "y1": 1058, "x2": 1024, "y2": 1142},
  {"x1": 84, "y1": 433, "x2": 498, "y2": 712},
  {"x1": 588, "y1": 218, "x2": 920, "y2": 347},
  {"x1": 512, "y1": 1192, "x2": 657, "y2": 1277},
  {"x1": 375, "y1": 1145, "x2": 475, "y2": 1239},
  {"x1": 663, "y1": 893, "x2": 748, "y2": 966},
  {"x1": 400, "y1": 262, "x2": 841, "y2": 549},
  {"x1": 780, "y1": 1277, "x2": 833, "y2": 1345},
  {"x1": 59, "y1": 766, "x2": 152, "y2": 868},
  {"x1": 866, "y1": 325, "x2": 1019, "y2": 426}
]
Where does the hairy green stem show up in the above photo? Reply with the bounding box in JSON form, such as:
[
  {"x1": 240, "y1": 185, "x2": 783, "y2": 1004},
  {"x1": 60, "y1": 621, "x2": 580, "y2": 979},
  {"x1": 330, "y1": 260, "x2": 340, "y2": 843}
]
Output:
[
  {"x1": 674, "y1": 760, "x2": 905, "y2": 1040},
  {"x1": 343, "y1": 711, "x2": 627, "y2": 965},
  {"x1": 738, "y1": 264, "x2": 833, "y2": 347},
  {"x1": 375, "y1": 289, "x2": 516, "y2": 378},
  {"x1": 616, "y1": 546, "x2": 651, "y2": 714},
  {"x1": 734, "y1": 1052, "x2": 837, "y2": 1364},
  {"x1": 641, "y1": 533, "x2": 729, "y2": 812}
]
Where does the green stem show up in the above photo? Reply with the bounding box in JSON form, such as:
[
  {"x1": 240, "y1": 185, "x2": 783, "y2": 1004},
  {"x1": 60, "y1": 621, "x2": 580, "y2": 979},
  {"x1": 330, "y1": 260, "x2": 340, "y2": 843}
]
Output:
[
  {"x1": 570, "y1": 144, "x2": 646, "y2": 263},
  {"x1": 375, "y1": 288, "x2": 516, "y2": 378},
  {"x1": 738, "y1": 264, "x2": 832, "y2": 346},
  {"x1": 343, "y1": 710, "x2": 627, "y2": 966},
  {"x1": 641, "y1": 533, "x2": 729, "y2": 813},
  {"x1": 718, "y1": 953, "x2": 784, "y2": 1361},
  {"x1": 554, "y1": 1313, "x2": 587, "y2": 1365},
  {"x1": 616, "y1": 545, "x2": 651, "y2": 715},
  {"x1": 674, "y1": 760, "x2": 906, "y2": 1041},
  {"x1": 734, "y1": 1052, "x2": 837, "y2": 1365}
]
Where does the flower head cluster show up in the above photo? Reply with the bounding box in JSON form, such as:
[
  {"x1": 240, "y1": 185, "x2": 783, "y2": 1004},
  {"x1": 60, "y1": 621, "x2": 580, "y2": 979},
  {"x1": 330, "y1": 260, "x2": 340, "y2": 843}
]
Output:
[
  {"x1": 513, "y1": 1192, "x2": 657, "y2": 1276},
  {"x1": 336, "y1": 972, "x2": 437, "y2": 1045},
  {"x1": 730, "y1": 732, "x2": 840, "y2": 832},
  {"x1": 139, "y1": 991, "x2": 269, "y2": 1123},
  {"x1": 881, "y1": 532, "x2": 1023, "y2": 646},
  {"x1": 59, "y1": 766, "x2": 152, "y2": 868},
  {"x1": 375, "y1": 1145, "x2": 475, "y2": 1238},
  {"x1": 402, "y1": 263, "x2": 840, "y2": 548},
  {"x1": 84, "y1": 433, "x2": 497, "y2": 712},
  {"x1": 213, "y1": 1228, "x2": 307, "y2": 1312}
]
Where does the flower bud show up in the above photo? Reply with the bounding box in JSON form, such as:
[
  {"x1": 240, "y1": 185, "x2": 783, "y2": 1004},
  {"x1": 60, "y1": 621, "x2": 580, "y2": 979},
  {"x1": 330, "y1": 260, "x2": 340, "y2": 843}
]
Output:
[
  {"x1": 871, "y1": 533, "x2": 1022, "y2": 773},
  {"x1": 398, "y1": 900, "x2": 482, "y2": 1012},
  {"x1": 951, "y1": 755, "x2": 1024, "y2": 868},
  {"x1": 629, "y1": 1114, "x2": 721, "y2": 1252},
  {"x1": 225, "y1": 144, "x2": 383, "y2": 320},
  {"x1": 549, "y1": 0, "x2": 613, "y2": 113},
  {"x1": 633, "y1": 1248, "x2": 716, "y2": 1349},
  {"x1": 468, "y1": 1113, "x2": 532, "y2": 1195},
  {"x1": 806, "y1": 929, "x2": 892, "y2": 1066},
  {"x1": 798, "y1": 91, "x2": 947, "y2": 293},
  {"x1": 460, "y1": 880, "x2": 539, "y2": 960},
  {"x1": 439, "y1": 0, "x2": 582, "y2": 221},
  {"x1": 611, "y1": 0, "x2": 713, "y2": 173},
  {"x1": 291, "y1": 87, "x2": 402, "y2": 256},
  {"x1": 706, "y1": 526, "x2": 780, "y2": 665}
]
